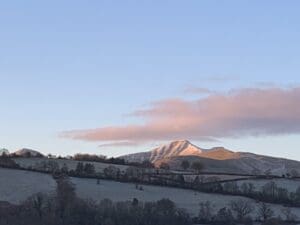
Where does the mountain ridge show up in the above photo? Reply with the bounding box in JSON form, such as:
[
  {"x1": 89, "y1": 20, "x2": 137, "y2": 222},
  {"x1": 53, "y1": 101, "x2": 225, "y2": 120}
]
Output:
[{"x1": 120, "y1": 140, "x2": 300, "y2": 175}]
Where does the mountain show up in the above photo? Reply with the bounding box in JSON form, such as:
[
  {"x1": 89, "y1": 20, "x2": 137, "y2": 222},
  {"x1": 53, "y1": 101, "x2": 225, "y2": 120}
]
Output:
[
  {"x1": 12, "y1": 148, "x2": 44, "y2": 157},
  {"x1": 0, "y1": 148, "x2": 9, "y2": 156},
  {"x1": 120, "y1": 140, "x2": 300, "y2": 175},
  {"x1": 121, "y1": 140, "x2": 237, "y2": 162}
]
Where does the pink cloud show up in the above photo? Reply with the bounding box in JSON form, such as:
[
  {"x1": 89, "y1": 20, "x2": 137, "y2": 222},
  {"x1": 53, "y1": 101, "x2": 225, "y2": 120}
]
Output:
[{"x1": 62, "y1": 87, "x2": 300, "y2": 144}]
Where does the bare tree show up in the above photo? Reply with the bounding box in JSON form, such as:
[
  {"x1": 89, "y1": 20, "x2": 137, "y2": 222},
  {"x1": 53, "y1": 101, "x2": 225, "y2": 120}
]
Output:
[
  {"x1": 198, "y1": 201, "x2": 214, "y2": 222},
  {"x1": 215, "y1": 207, "x2": 234, "y2": 224},
  {"x1": 257, "y1": 202, "x2": 274, "y2": 221},
  {"x1": 262, "y1": 181, "x2": 278, "y2": 199},
  {"x1": 281, "y1": 207, "x2": 297, "y2": 222},
  {"x1": 240, "y1": 182, "x2": 255, "y2": 195},
  {"x1": 55, "y1": 176, "x2": 76, "y2": 220},
  {"x1": 26, "y1": 192, "x2": 48, "y2": 220},
  {"x1": 230, "y1": 199, "x2": 254, "y2": 221}
]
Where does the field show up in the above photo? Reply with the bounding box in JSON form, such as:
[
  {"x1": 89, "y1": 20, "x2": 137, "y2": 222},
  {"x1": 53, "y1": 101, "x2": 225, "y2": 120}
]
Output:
[{"x1": 1, "y1": 167, "x2": 300, "y2": 219}]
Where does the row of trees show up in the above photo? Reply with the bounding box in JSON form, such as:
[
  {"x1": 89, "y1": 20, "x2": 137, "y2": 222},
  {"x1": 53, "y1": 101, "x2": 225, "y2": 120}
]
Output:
[
  {"x1": 196, "y1": 199, "x2": 297, "y2": 225},
  {"x1": 159, "y1": 160, "x2": 204, "y2": 173},
  {"x1": 0, "y1": 155, "x2": 20, "y2": 168},
  {"x1": 180, "y1": 160, "x2": 203, "y2": 172},
  {"x1": 196, "y1": 179, "x2": 300, "y2": 207}
]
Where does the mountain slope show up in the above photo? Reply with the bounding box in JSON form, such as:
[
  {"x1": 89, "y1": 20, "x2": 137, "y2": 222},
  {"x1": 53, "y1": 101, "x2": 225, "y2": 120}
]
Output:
[{"x1": 120, "y1": 140, "x2": 300, "y2": 175}]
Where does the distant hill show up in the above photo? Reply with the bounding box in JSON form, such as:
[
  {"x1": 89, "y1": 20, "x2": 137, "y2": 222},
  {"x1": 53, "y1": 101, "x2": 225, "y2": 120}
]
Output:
[
  {"x1": 12, "y1": 148, "x2": 44, "y2": 157},
  {"x1": 120, "y1": 140, "x2": 300, "y2": 176}
]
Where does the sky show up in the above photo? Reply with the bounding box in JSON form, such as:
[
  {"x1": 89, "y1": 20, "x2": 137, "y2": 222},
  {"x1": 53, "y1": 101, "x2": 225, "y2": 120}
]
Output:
[{"x1": 1, "y1": 1, "x2": 300, "y2": 159}]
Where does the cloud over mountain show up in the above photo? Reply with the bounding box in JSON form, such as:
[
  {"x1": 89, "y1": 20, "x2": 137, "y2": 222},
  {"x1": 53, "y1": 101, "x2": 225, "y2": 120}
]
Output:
[{"x1": 62, "y1": 87, "x2": 300, "y2": 145}]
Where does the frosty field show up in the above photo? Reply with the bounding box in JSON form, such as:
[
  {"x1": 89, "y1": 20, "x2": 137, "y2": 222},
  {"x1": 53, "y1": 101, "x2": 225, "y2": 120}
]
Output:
[{"x1": 1, "y1": 168, "x2": 300, "y2": 219}]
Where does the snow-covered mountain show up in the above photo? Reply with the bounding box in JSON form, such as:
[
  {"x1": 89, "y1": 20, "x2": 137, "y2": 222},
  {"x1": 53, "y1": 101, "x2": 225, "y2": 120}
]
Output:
[
  {"x1": 121, "y1": 140, "x2": 236, "y2": 162},
  {"x1": 12, "y1": 148, "x2": 44, "y2": 157},
  {"x1": 120, "y1": 140, "x2": 300, "y2": 175}
]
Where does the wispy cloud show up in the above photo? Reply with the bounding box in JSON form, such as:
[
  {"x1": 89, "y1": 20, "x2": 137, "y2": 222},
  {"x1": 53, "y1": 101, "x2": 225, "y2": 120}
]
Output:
[{"x1": 62, "y1": 87, "x2": 300, "y2": 145}]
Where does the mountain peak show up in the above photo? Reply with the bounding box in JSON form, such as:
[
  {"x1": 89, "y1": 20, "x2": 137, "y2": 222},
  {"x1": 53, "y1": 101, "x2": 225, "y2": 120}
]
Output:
[
  {"x1": 120, "y1": 140, "x2": 238, "y2": 163},
  {"x1": 149, "y1": 140, "x2": 202, "y2": 162}
]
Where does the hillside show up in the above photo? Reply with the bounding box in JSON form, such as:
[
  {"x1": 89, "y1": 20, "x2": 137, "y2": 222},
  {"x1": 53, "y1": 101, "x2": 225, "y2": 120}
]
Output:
[
  {"x1": 12, "y1": 148, "x2": 44, "y2": 157},
  {"x1": 0, "y1": 167, "x2": 299, "y2": 218}
]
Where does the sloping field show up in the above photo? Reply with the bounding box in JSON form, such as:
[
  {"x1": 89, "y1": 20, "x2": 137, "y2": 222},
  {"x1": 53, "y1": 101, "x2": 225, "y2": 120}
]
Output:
[
  {"x1": 0, "y1": 168, "x2": 299, "y2": 218},
  {"x1": 0, "y1": 168, "x2": 56, "y2": 203}
]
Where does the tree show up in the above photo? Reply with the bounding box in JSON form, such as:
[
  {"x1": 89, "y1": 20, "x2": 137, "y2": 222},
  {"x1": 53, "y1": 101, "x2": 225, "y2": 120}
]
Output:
[
  {"x1": 281, "y1": 207, "x2": 297, "y2": 222},
  {"x1": 104, "y1": 165, "x2": 120, "y2": 178},
  {"x1": 181, "y1": 160, "x2": 190, "y2": 170},
  {"x1": 193, "y1": 176, "x2": 200, "y2": 187},
  {"x1": 26, "y1": 192, "x2": 48, "y2": 220},
  {"x1": 55, "y1": 176, "x2": 76, "y2": 220},
  {"x1": 215, "y1": 207, "x2": 234, "y2": 225},
  {"x1": 229, "y1": 199, "x2": 254, "y2": 221},
  {"x1": 258, "y1": 202, "x2": 274, "y2": 221},
  {"x1": 293, "y1": 186, "x2": 300, "y2": 203},
  {"x1": 191, "y1": 161, "x2": 203, "y2": 174},
  {"x1": 176, "y1": 174, "x2": 185, "y2": 185},
  {"x1": 84, "y1": 163, "x2": 95, "y2": 175},
  {"x1": 75, "y1": 162, "x2": 84, "y2": 175},
  {"x1": 262, "y1": 181, "x2": 278, "y2": 200},
  {"x1": 223, "y1": 182, "x2": 239, "y2": 194},
  {"x1": 60, "y1": 163, "x2": 69, "y2": 174},
  {"x1": 241, "y1": 182, "x2": 255, "y2": 195},
  {"x1": 156, "y1": 198, "x2": 176, "y2": 216},
  {"x1": 198, "y1": 201, "x2": 213, "y2": 223},
  {"x1": 132, "y1": 198, "x2": 139, "y2": 207}
]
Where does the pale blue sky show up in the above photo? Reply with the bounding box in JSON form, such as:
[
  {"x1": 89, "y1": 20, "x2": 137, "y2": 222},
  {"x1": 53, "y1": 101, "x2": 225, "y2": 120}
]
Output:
[{"x1": 1, "y1": 1, "x2": 300, "y2": 159}]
